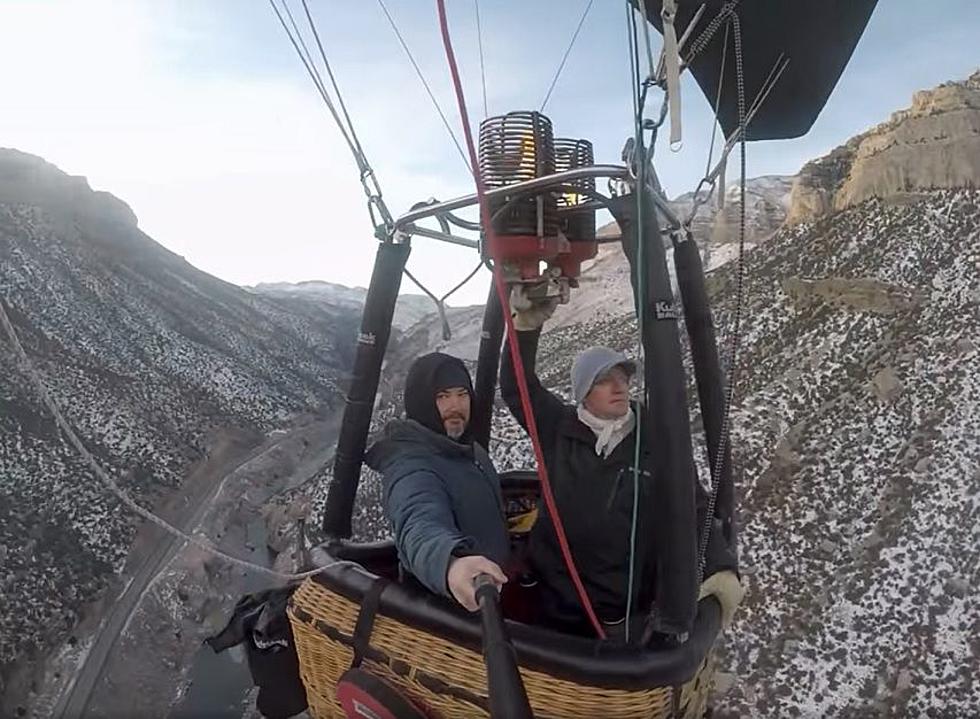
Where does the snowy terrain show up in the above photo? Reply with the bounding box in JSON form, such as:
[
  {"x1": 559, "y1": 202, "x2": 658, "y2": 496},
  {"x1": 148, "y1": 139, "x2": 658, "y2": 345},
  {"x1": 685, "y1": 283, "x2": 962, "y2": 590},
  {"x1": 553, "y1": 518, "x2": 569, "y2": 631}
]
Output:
[{"x1": 0, "y1": 149, "x2": 362, "y2": 707}]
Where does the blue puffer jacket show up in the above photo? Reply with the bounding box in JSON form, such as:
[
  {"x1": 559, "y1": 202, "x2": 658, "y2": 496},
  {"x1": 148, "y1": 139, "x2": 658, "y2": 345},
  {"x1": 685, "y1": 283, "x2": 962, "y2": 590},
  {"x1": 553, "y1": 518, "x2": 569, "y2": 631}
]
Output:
[{"x1": 364, "y1": 419, "x2": 510, "y2": 598}]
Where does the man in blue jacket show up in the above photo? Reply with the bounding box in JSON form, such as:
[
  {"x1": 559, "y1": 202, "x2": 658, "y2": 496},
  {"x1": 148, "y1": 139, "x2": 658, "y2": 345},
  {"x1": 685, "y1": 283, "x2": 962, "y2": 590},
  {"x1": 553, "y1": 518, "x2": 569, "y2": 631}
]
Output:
[{"x1": 365, "y1": 352, "x2": 510, "y2": 612}]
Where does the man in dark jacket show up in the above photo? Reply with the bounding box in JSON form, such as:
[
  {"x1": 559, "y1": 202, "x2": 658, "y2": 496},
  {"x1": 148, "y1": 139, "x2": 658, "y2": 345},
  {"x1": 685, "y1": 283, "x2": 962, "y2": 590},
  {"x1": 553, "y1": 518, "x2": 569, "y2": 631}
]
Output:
[
  {"x1": 365, "y1": 352, "x2": 509, "y2": 612},
  {"x1": 500, "y1": 304, "x2": 742, "y2": 638}
]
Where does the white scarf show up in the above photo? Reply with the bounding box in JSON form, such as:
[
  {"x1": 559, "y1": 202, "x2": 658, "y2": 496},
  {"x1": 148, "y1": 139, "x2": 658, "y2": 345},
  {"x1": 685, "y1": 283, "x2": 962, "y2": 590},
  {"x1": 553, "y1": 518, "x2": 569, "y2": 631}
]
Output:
[{"x1": 576, "y1": 405, "x2": 636, "y2": 458}]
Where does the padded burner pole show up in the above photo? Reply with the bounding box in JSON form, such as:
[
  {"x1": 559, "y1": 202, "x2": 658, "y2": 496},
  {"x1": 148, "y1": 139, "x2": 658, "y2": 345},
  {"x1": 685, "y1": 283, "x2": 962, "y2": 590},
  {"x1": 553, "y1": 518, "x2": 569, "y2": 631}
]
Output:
[
  {"x1": 324, "y1": 240, "x2": 411, "y2": 538},
  {"x1": 471, "y1": 282, "x2": 505, "y2": 449},
  {"x1": 673, "y1": 235, "x2": 736, "y2": 552},
  {"x1": 609, "y1": 188, "x2": 699, "y2": 636},
  {"x1": 475, "y1": 575, "x2": 533, "y2": 719}
]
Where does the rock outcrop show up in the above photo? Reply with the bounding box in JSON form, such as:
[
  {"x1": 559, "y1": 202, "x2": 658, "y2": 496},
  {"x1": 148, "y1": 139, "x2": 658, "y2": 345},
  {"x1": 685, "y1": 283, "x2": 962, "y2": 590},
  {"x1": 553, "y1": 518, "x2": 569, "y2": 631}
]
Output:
[
  {"x1": 675, "y1": 174, "x2": 795, "y2": 246},
  {"x1": 788, "y1": 70, "x2": 980, "y2": 223}
]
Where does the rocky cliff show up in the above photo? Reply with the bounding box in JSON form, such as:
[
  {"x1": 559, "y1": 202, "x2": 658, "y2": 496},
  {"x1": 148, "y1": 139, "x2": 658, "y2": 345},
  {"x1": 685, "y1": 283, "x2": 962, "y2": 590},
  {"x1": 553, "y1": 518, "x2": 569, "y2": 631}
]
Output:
[{"x1": 788, "y1": 70, "x2": 980, "y2": 223}]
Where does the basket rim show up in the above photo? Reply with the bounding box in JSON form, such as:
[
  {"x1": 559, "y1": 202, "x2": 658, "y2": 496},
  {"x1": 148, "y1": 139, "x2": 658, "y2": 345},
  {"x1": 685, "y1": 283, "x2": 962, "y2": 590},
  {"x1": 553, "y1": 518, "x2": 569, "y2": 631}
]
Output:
[{"x1": 295, "y1": 546, "x2": 720, "y2": 691}]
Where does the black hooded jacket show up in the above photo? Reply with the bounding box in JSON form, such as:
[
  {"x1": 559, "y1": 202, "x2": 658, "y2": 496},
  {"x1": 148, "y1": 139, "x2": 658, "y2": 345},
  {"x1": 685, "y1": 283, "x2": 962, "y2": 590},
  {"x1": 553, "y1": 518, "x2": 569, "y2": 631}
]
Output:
[
  {"x1": 500, "y1": 330, "x2": 737, "y2": 633},
  {"x1": 365, "y1": 353, "x2": 510, "y2": 598}
]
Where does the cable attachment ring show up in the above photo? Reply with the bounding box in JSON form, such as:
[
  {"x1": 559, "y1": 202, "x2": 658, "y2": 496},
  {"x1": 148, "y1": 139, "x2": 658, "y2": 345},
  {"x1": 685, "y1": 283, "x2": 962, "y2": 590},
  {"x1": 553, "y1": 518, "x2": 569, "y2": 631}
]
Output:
[{"x1": 684, "y1": 175, "x2": 718, "y2": 228}]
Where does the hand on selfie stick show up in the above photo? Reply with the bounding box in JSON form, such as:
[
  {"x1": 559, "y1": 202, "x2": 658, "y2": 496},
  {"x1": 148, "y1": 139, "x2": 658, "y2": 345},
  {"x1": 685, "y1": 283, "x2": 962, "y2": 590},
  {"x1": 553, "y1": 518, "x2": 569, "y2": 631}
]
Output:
[
  {"x1": 473, "y1": 572, "x2": 533, "y2": 718},
  {"x1": 447, "y1": 555, "x2": 507, "y2": 611}
]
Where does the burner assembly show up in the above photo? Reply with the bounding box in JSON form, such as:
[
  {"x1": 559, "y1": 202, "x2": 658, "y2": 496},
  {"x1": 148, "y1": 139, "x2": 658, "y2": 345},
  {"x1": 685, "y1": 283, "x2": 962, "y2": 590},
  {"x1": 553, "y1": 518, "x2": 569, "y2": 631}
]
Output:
[{"x1": 477, "y1": 111, "x2": 598, "y2": 303}]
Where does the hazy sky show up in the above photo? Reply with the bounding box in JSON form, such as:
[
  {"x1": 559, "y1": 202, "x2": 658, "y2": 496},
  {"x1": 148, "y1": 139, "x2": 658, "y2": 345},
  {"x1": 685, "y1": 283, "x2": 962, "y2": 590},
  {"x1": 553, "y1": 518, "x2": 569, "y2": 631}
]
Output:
[{"x1": 2, "y1": 1, "x2": 977, "y2": 306}]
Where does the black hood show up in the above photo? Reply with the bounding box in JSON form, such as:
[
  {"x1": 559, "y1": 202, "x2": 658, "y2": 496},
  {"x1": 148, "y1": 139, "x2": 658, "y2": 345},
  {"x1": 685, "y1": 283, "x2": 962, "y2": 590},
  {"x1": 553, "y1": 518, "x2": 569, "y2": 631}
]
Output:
[{"x1": 403, "y1": 352, "x2": 474, "y2": 439}]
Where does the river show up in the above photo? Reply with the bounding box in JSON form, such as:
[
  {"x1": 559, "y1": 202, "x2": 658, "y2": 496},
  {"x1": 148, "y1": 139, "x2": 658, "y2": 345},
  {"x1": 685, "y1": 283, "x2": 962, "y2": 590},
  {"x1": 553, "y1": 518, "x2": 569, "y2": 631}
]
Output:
[{"x1": 170, "y1": 518, "x2": 279, "y2": 719}]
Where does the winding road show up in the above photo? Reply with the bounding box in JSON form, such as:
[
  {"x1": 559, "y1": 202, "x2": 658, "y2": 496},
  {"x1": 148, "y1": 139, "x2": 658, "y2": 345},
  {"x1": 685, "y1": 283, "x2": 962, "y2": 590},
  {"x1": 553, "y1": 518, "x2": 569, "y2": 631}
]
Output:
[{"x1": 51, "y1": 416, "x2": 340, "y2": 719}]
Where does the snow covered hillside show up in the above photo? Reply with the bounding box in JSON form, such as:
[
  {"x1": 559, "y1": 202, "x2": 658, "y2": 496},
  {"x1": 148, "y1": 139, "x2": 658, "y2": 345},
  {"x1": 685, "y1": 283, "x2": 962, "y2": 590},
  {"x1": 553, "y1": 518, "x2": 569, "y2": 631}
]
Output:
[
  {"x1": 490, "y1": 189, "x2": 980, "y2": 716},
  {"x1": 0, "y1": 149, "x2": 361, "y2": 692}
]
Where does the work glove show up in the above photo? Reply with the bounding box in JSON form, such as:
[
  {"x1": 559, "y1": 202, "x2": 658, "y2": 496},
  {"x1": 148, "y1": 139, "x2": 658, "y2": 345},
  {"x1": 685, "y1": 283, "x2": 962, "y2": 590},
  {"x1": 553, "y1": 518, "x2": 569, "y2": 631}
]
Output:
[
  {"x1": 510, "y1": 285, "x2": 559, "y2": 331},
  {"x1": 698, "y1": 570, "x2": 745, "y2": 630}
]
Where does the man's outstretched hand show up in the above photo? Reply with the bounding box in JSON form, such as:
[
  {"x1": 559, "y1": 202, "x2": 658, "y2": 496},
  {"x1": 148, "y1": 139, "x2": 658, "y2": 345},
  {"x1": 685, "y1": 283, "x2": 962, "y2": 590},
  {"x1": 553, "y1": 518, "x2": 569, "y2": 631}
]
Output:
[{"x1": 447, "y1": 555, "x2": 508, "y2": 611}]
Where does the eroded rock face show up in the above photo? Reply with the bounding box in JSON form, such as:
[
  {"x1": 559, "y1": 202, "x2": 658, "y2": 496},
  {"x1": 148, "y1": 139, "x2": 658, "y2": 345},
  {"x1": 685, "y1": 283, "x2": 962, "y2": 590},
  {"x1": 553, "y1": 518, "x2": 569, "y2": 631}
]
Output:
[
  {"x1": 788, "y1": 71, "x2": 980, "y2": 224},
  {"x1": 527, "y1": 190, "x2": 980, "y2": 717},
  {"x1": 676, "y1": 175, "x2": 795, "y2": 246},
  {"x1": 599, "y1": 175, "x2": 795, "y2": 248},
  {"x1": 781, "y1": 277, "x2": 920, "y2": 315}
]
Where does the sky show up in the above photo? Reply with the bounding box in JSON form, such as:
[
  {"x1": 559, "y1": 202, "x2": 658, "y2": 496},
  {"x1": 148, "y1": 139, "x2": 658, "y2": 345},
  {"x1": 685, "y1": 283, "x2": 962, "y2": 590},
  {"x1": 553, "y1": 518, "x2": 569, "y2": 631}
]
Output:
[{"x1": 1, "y1": 0, "x2": 977, "y2": 307}]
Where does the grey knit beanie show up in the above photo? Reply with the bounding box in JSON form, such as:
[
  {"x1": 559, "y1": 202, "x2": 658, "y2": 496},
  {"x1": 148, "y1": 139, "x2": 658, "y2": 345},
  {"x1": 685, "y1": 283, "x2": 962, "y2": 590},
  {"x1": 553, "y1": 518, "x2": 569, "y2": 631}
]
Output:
[{"x1": 570, "y1": 347, "x2": 636, "y2": 403}]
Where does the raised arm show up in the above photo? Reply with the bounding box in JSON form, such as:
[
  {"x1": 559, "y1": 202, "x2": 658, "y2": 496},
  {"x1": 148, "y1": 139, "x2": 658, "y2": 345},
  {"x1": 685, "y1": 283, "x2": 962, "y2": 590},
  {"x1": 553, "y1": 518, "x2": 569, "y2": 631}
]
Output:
[{"x1": 500, "y1": 327, "x2": 567, "y2": 440}]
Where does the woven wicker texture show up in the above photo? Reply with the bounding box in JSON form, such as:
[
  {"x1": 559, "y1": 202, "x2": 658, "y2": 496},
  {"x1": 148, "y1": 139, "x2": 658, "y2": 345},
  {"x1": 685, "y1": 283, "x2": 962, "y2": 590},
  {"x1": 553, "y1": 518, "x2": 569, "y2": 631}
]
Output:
[{"x1": 288, "y1": 578, "x2": 713, "y2": 718}]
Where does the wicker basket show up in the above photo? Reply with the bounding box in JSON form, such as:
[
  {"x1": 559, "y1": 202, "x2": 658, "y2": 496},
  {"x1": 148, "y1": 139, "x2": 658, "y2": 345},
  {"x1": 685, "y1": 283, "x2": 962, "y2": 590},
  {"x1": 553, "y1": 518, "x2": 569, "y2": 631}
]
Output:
[{"x1": 288, "y1": 578, "x2": 713, "y2": 719}]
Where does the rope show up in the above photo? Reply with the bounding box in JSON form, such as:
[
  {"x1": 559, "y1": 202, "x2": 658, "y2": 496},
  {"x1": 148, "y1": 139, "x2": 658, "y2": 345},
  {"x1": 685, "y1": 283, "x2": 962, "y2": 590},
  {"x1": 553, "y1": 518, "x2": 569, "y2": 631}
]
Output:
[
  {"x1": 539, "y1": 0, "x2": 595, "y2": 112},
  {"x1": 0, "y1": 300, "x2": 347, "y2": 582},
  {"x1": 435, "y1": 0, "x2": 606, "y2": 640},
  {"x1": 698, "y1": 13, "x2": 746, "y2": 579},
  {"x1": 624, "y1": 0, "x2": 646, "y2": 645},
  {"x1": 375, "y1": 0, "x2": 472, "y2": 173},
  {"x1": 474, "y1": 0, "x2": 489, "y2": 118}
]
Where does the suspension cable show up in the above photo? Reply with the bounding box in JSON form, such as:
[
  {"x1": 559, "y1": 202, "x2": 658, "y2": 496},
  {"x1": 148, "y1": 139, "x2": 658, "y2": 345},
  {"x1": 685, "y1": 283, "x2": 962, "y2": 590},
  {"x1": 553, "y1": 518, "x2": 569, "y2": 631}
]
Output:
[
  {"x1": 269, "y1": 0, "x2": 394, "y2": 237},
  {"x1": 403, "y1": 261, "x2": 484, "y2": 341},
  {"x1": 624, "y1": 0, "x2": 647, "y2": 644},
  {"x1": 636, "y1": 0, "x2": 658, "y2": 85},
  {"x1": 539, "y1": 0, "x2": 595, "y2": 112},
  {"x1": 0, "y1": 300, "x2": 347, "y2": 582},
  {"x1": 684, "y1": 49, "x2": 787, "y2": 228},
  {"x1": 698, "y1": 12, "x2": 746, "y2": 579},
  {"x1": 303, "y1": 0, "x2": 395, "y2": 230},
  {"x1": 474, "y1": 0, "x2": 489, "y2": 118},
  {"x1": 281, "y1": 0, "x2": 333, "y2": 116},
  {"x1": 704, "y1": 21, "x2": 730, "y2": 181},
  {"x1": 435, "y1": 0, "x2": 606, "y2": 639},
  {"x1": 268, "y1": 0, "x2": 358, "y2": 157},
  {"x1": 299, "y1": 0, "x2": 366, "y2": 164},
  {"x1": 375, "y1": 0, "x2": 472, "y2": 173}
]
